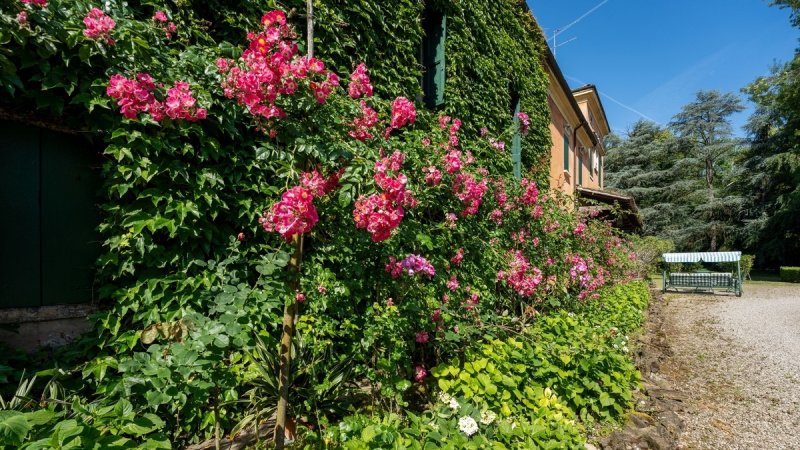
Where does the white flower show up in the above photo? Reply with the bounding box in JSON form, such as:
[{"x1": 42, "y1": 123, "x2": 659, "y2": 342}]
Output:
[
  {"x1": 480, "y1": 410, "x2": 496, "y2": 425},
  {"x1": 458, "y1": 416, "x2": 479, "y2": 436},
  {"x1": 438, "y1": 391, "x2": 454, "y2": 404},
  {"x1": 448, "y1": 398, "x2": 460, "y2": 411}
]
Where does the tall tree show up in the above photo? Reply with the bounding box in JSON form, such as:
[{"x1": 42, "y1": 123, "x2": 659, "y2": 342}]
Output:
[
  {"x1": 735, "y1": 0, "x2": 800, "y2": 267},
  {"x1": 668, "y1": 91, "x2": 745, "y2": 250},
  {"x1": 605, "y1": 92, "x2": 745, "y2": 251}
]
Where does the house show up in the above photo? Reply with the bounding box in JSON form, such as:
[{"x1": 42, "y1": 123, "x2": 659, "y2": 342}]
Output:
[{"x1": 541, "y1": 47, "x2": 642, "y2": 232}]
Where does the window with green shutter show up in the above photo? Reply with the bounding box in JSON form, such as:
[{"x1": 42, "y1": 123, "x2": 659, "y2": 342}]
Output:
[
  {"x1": 563, "y1": 131, "x2": 570, "y2": 171},
  {"x1": 589, "y1": 149, "x2": 594, "y2": 178},
  {"x1": 0, "y1": 121, "x2": 102, "y2": 308},
  {"x1": 510, "y1": 91, "x2": 522, "y2": 178},
  {"x1": 422, "y1": 7, "x2": 446, "y2": 108},
  {"x1": 578, "y1": 150, "x2": 583, "y2": 186}
]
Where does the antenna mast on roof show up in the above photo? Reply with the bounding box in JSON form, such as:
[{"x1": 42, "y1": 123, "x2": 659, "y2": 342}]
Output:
[{"x1": 549, "y1": 0, "x2": 609, "y2": 56}]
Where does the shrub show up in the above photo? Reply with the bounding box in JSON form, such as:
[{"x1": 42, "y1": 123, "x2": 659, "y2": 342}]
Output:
[
  {"x1": 780, "y1": 267, "x2": 800, "y2": 283},
  {"x1": 740, "y1": 255, "x2": 755, "y2": 280},
  {"x1": 629, "y1": 236, "x2": 674, "y2": 279}
]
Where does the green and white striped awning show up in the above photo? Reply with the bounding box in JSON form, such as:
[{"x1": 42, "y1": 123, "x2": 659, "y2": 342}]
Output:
[{"x1": 662, "y1": 252, "x2": 741, "y2": 263}]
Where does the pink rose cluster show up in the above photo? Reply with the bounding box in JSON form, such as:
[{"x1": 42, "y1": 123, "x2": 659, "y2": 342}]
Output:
[
  {"x1": 390, "y1": 97, "x2": 416, "y2": 130},
  {"x1": 83, "y1": 7, "x2": 116, "y2": 44},
  {"x1": 348, "y1": 63, "x2": 374, "y2": 99},
  {"x1": 152, "y1": 10, "x2": 177, "y2": 39},
  {"x1": 452, "y1": 172, "x2": 489, "y2": 216},
  {"x1": 260, "y1": 169, "x2": 340, "y2": 241},
  {"x1": 219, "y1": 10, "x2": 340, "y2": 134},
  {"x1": 386, "y1": 254, "x2": 436, "y2": 279},
  {"x1": 516, "y1": 111, "x2": 530, "y2": 136},
  {"x1": 520, "y1": 178, "x2": 539, "y2": 206},
  {"x1": 497, "y1": 251, "x2": 543, "y2": 297},
  {"x1": 107, "y1": 74, "x2": 206, "y2": 122},
  {"x1": 348, "y1": 100, "x2": 379, "y2": 141},
  {"x1": 20, "y1": 0, "x2": 47, "y2": 7},
  {"x1": 354, "y1": 151, "x2": 415, "y2": 242}
]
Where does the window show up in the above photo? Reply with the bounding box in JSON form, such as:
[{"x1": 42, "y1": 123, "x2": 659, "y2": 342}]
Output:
[
  {"x1": 0, "y1": 121, "x2": 102, "y2": 308},
  {"x1": 563, "y1": 129, "x2": 570, "y2": 172},
  {"x1": 422, "y1": 7, "x2": 446, "y2": 108},
  {"x1": 510, "y1": 91, "x2": 521, "y2": 178},
  {"x1": 577, "y1": 149, "x2": 583, "y2": 186}
]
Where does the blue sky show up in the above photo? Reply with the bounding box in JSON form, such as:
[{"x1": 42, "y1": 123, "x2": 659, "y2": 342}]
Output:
[{"x1": 527, "y1": 0, "x2": 798, "y2": 137}]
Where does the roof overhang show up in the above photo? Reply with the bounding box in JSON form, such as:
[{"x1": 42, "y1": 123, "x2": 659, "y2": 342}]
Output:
[{"x1": 577, "y1": 186, "x2": 643, "y2": 232}]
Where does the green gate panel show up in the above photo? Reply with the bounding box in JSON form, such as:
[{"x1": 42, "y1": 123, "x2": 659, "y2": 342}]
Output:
[
  {"x1": 0, "y1": 122, "x2": 42, "y2": 308},
  {"x1": 41, "y1": 131, "x2": 102, "y2": 306}
]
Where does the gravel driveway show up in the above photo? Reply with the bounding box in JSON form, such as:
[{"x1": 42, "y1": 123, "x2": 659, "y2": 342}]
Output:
[{"x1": 660, "y1": 282, "x2": 800, "y2": 450}]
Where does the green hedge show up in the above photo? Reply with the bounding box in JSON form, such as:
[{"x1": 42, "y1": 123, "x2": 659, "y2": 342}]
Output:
[{"x1": 780, "y1": 266, "x2": 800, "y2": 282}]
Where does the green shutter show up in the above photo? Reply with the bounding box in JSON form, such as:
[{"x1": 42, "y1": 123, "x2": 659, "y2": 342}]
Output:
[
  {"x1": 599, "y1": 155, "x2": 603, "y2": 188},
  {"x1": 589, "y1": 149, "x2": 594, "y2": 177},
  {"x1": 423, "y1": 9, "x2": 446, "y2": 108},
  {"x1": 0, "y1": 122, "x2": 42, "y2": 307},
  {"x1": 511, "y1": 94, "x2": 522, "y2": 178},
  {"x1": 578, "y1": 152, "x2": 583, "y2": 186},
  {"x1": 563, "y1": 133, "x2": 570, "y2": 171}
]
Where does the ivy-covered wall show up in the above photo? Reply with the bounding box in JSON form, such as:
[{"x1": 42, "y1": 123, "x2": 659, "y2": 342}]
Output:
[{"x1": 1, "y1": 0, "x2": 553, "y2": 320}]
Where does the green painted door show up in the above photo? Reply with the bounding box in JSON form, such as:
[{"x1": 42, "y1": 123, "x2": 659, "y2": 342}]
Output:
[
  {"x1": 0, "y1": 122, "x2": 41, "y2": 307},
  {"x1": 0, "y1": 121, "x2": 101, "y2": 308}
]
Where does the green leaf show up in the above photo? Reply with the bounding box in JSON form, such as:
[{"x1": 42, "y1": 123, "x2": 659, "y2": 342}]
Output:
[{"x1": 0, "y1": 411, "x2": 30, "y2": 446}]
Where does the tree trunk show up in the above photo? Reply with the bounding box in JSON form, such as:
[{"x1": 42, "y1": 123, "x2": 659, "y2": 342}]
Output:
[{"x1": 274, "y1": 235, "x2": 304, "y2": 449}]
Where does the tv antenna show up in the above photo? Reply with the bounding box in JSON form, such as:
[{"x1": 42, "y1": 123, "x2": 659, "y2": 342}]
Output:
[{"x1": 550, "y1": 0, "x2": 609, "y2": 56}]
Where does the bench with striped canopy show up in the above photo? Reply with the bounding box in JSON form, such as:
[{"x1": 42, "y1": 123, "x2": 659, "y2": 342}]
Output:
[{"x1": 662, "y1": 252, "x2": 743, "y2": 297}]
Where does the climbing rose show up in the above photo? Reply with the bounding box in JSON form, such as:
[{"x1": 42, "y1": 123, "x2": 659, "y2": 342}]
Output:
[
  {"x1": 353, "y1": 194, "x2": 403, "y2": 242},
  {"x1": 164, "y1": 81, "x2": 206, "y2": 121},
  {"x1": 83, "y1": 7, "x2": 116, "y2": 43},
  {"x1": 489, "y1": 138, "x2": 505, "y2": 151},
  {"x1": 348, "y1": 100, "x2": 379, "y2": 141},
  {"x1": 520, "y1": 178, "x2": 539, "y2": 206},
  {"x1": 106, "y1": 73, "x2": 160, "y2": 120},
  {"x1": 497, "y1": 251, "x2": 543, "y2": 297},
  {"x1": 16, "y1": 11, "x2": 27, "y2": 25},
  {"x1": 516, "y1": 111, "x2": 530, "y2": 136},
  {"x1": 423, "y1": 166, "x2": 442, "y2": 186},
  {"x1": 152, "y1": 10, "x2": 177, "y2": 38},
  {"x1": 415, "y1": 331, "x2": 430, "y2": 344},
  {"x1": 21, "y1": 0, "x2": 47, "y2": 6},
  {"x1": 446, "y1": 276, "x2": 459, "y2": 291},
  {"x1": 260, "y1": 186, "x2": 318, "y2": 241},
  {"x1": 452, "y1": 173, "x2": 488, "y2": 216},
  {"x1": 414, "y1": 365, "x2": 428, "y2": 382},
  {"x1": 451, "y1": 248, "x2": 465, "y2": 265},
  {"x1": 348, "y1": 63, "x2": 374, "y2": 99},
  {"x1": 399, "y1": 254, "x2": 436, "y2": 278},
  {"x1": 295, "y1": 292, "x2": 306, "y2": 303},
  {"x1": 574, "y1": 222, "x2": 587, "y2": 236},
  {"x1": 390, "y1": 97, "x2": 416, "y2": 129},
  {"x1": 443, "y1": 150, "x2": 463, "y2": 174}
]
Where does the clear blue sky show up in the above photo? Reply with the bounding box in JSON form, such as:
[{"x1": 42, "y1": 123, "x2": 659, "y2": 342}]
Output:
[{"x1": 527, "y1": 0, "x2": 798, "y2": 137}]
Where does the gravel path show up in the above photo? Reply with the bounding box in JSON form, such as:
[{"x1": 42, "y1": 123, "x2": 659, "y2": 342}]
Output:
[{"x1": 660, "y1": 282, "x2": 800, "y2": 450}]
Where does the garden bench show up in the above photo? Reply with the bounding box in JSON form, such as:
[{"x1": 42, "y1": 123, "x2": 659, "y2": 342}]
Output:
[{"x1": 662, "y1": 252, "x2": 743, "y2": 297}]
